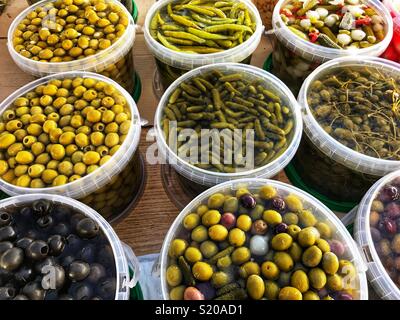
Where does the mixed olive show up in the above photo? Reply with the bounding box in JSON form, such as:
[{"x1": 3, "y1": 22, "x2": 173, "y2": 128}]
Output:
[
  {"x1": 165, "y1": 184, "x2": 360, "y2": 300},
  {"x1": 0, "y1": 76, "x2": 131, "y2": 189},
  {"x1": 0, "y1": 199, "x2": 116, "y2": 300},
  {"x1": 369, "y1": 179, "x2": 400, "y2": 289}
]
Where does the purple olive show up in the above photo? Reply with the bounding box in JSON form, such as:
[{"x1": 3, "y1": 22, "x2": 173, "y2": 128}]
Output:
[
  {"x1": 240, "y1": 194, "x2": 256, "y2": 209},
  {"x1": 195, "y1": 282, "x2": 216, "y2": 300},
  {"x1": 370, "y1": 227, "x2": 381, "y2": 242},
  {"x1": 379, "y1": 185, "x2": 399, "y2": 202},
  {"x1": 272, "y1": 197, "x2": 286, "y2": 211},
  {"x1": 317, "y1": 288, "x2": 329, "y2": 298},
  {"x1": 385, "y1": 202, "x2": 400, "y2": 220},
  {"x1": 328, "y1": 240, "x2": 345, "y2": 257},
  {"x1": 275, "y1": 223, "x2": 288, "y2": 234},
  {"x1": 383, "y1": 218, "x2": 397, "y2": 235},
  {"x1": 337, "y1": 292, "x2": 353, "y2": 300}
]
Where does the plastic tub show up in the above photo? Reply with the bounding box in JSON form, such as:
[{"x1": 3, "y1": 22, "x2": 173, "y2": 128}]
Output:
[
  {"x1": 295, "y1": 56, "x2": 400, "y2": 205},
  {"x1": 160, "y1": 178, "x2": 368, "y2": 300},
  {"x1": 154, "y1": 62, "x2": 303, "y2": 188},
  {"x1": 8, "y1": 0, "x2": 136, "y2": 94},
  {"x1": 354, "y1": 170, "x2": 400, "y2": 299},
  {"x1": 144, "y1": 0, "x2": 263, "y2": 91},
  {"x1": 0, "y1": 71, "x2": 143, "y2": 222},
  {"x1": 381, "y1": 0, "x2": 400, "y2": 62},
  {"x1": 0, "y1": 194, "x2": 140, "y2": 300},
  {"x1": 270, "y1": 0, "x2": 393, "y2": 94},
  {"x1": 254, "y1": 0, "x2": 278, "y2": 30}
]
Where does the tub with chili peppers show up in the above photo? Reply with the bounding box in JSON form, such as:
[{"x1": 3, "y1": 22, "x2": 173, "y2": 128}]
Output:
[
  {"x1": 270, "y1": 0, "x2": 393, "y2": 94},
  {"x1": 144, "y1": 0, "x2": 263, "y2": 91},
  {"x1": 294, "y1": 56, "x2": 400, "y2": 209}
]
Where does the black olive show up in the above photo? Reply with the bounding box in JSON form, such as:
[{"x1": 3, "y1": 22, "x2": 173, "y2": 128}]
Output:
[
  {"x1": 15, "y1": 237, "x2": 34, "y2": 250},
  {"x1": 22, "y1": 281, "x2": 46, "y2": 300},
  {"x1": 47, "y1": 235, "x2": 66, "y2": 256},
  {"x1": 59, "y1": 294, "x2": 74, "y2": 300},
  {"x1": 34, "y1": 256, "x2": 56, "y2": 274},
  {"x1": 0, "y1": 212, "x2": 11, "y2": 227},
  {"x1": 0, "y1": 247, "x2": 24, "y2": 271},
  {"x1": 72, "y1": 283, "x2": 93, "y2": 300},
  {"x1": 87, "y1": 263, "x2": 106, "y2": 283},
  {"x1": 76, "y1": 218, "x2": 100, "y2": 239},
  {"x1": 24, "y1": 229, "x2": 42, "y2": 240},
  {"x1": 0, "y1": 241, "x2": 13, "y2": 255},
  {"x1": 19, "y1": 207, "x2": 32, "y2": 219},
  {"x1": 37, "y1": 215, "x2": 53, "y2": 229},
  {"x1": 97, "y1": 278, "x2": 116, "y2": 300},
  {"x1": 0, "y1": 286, "x2": 16, "y2": 300},
  {"x1": 41, "y1": 265, "x2": 65, "y2": 290},
  {"x1": 52, "y1": 223, "x2": 70, "y2": 237},
  {"x1": 44, "y1": 290, "x2": 58, "y2": 300},
  {"x1": 32, "y1": 200, "x2": 52, "y2": 217},
  {"x1": 52, "y1": 206, "x2": 71, "y2": 222},
  {"x1": 61, "y1": 255, "x2": 75, "y2": 269},
  {"x1": 14, "y1": 266, "x2": 35, "y2": 284},
  {"x1": 97, "y1": 245, "x2": 114, "y2": 265},
  {"x1": 0, "y1": 269, "x2": 12, "y2": 286},
  {"x1": 26, "y1": 240, "x2": 49, "y2": 260},
  {"x1": 68, "y1": 261, "x2": 90, "y2": 281},
  {"x1": 13, "y1": 294, "x2": 29, "y2": 300},
  {"x1": 92, "y1": 296, "x2": 102, "y2": 300},
  {"x1": 66, "y1": 234, "x2": 82, "y2": 251},
  {"x1": 78, "y1": 245, "x2": 96, "y2": 263},
  {"x1": 0, "y1": 226, "x2": 17, "y2": 242},
  {"x1": 70, "y1": 213, "x2": 85, "y2": 229}
]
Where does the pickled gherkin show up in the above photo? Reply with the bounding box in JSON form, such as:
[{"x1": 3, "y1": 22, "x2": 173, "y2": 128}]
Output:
[{"x1": 160, "y1": 68, "x2": 295, "y2": 173}]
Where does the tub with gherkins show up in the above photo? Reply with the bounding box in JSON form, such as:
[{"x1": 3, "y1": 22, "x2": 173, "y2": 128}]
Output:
[
  {"x1": 294, "y1": 56, "x2": 400, "y2": 209},
  {"x1": 270, "y1": 0, "x2": 393, "y2": 94},
  {"x1": 144, "y1": 0, "x2": 263, "y2": 91},
  {"x1": 160, "y1": 178, "x2": 368, "y2": 300},
  {"x1": 9, "y1": 0, "x2": 136, "y2": 95},
  {"x1": 155, "y1": 63, "x2": 303, "y2": 190},
  {"x1": 0, "y1": 71, "x2": 144, "y2": 223}
]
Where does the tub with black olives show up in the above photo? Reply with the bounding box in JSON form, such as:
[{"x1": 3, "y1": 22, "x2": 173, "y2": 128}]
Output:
[{"x1": 0, "y1": 194, "x2": 140, "y2": 300}]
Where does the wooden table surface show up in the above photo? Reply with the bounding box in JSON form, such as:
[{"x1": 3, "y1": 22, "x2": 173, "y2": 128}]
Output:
[{"x1": 0, "y1": 0, "x2": 287, "y2": 257}]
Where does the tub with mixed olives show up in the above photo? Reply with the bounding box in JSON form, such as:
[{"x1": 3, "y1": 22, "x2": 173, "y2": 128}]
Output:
[{"x1": 160, "y1": 179, "x2": 367, "y2": 300}]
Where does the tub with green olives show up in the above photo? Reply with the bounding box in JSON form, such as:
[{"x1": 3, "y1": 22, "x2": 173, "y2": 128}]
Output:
[
  {"x1": 0, "y1": 72, "x2": 142, "y2": 222},
  {"x1": 8, "y1": 0, "x2": 136, "y2": 93},
  {"x1": 160, "y1": 179, "x2": 368, "y2": 300}
]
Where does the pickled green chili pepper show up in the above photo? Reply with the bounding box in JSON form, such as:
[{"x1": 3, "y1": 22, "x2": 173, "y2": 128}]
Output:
[
  {"x1": 152, "y1": 0, "x2": 256, "y2": 54},
  {"x1": 161, "y1": 69, "x2": 295, "y2": 173}
]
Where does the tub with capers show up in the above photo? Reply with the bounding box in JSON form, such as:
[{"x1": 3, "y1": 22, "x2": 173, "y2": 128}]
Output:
[
  {"x1": 160, "y1": 178, "x2": 368, "y2": 300},
  {"x1": 8, "y1": 0, "x2": 136, "y2": 94},
  {"x1": 0, "y1": 194, "x2": 140, "y2": 300},
  {"x1": 0, "y1": 71, "x2": 143, "y2": 222},
  {"x1": 154, "y1": 62, "x2": 303, "y2": 188},
  {"x1": 144, "y1": 0, "x2": 263, "y2": 90},
  {"x1": 270, "y1": 0, "x2": 393, "y2": 94},
  {"x1": 294, "y1": 56, "x2": 400, "y2": 207}
]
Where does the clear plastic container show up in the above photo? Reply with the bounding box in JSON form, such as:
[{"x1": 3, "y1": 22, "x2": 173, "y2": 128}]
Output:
[
  {"x1": 144, "y1": 0, "x2": 264, "y2": 90},
  {"x1": 159, "y1": 178, "x2": 368, "y2": 300},
  {"x1": 254, "y1": 0, "x2": 278, "y2": 30},
  {"x1": 354, "y1": 170, "x2": 400, "y2": 299},
  {"x1": 8, "y1": 0, "x2": 136, "y2": 94},
  {"x1": 0, "y1": 71, "x2": 142, "y2": 221},
  {"x1": 296, "y1": 56, "x2": 400, "y2": 204},
  {"x1": 270, "y1": 0, "x2": 394, "y2": 94},
  {"x1": 0, "y1": 193, "x2": 140, "y2": 300},
  {"x1": 154, "y1": 62, "x2": 303, "y2": 188}
]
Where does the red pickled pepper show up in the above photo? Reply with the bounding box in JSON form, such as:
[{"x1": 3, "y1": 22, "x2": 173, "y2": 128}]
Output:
[
  {"x1": 355, "y1": 16, "x2": 372, "y2": 26},
  {"x1": 309, "y1": 31, "x2": 319, "y2": 42}
]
